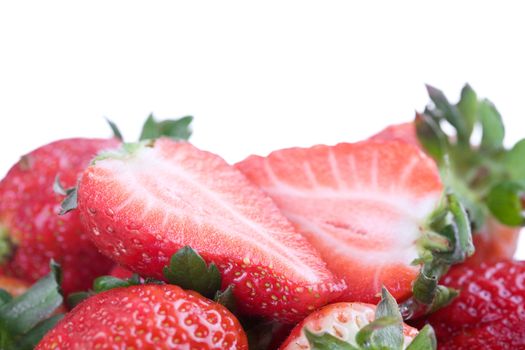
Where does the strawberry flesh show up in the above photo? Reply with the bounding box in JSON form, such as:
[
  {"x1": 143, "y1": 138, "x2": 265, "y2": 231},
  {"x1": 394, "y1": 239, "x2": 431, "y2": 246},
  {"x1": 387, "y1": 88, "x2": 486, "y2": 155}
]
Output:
[
  {"x1": 77, "y1": 139, "x2": 342, "y2": 322},
  {"x1": 236, "y1": 140, "x2": 443, "y2": 303},
  {"x1": 279, "y1": 302, "x2": 419, "y2": 350}
]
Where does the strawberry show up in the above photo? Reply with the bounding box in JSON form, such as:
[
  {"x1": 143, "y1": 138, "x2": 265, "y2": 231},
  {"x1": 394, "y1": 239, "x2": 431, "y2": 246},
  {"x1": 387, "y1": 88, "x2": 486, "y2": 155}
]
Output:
[
  {"x1": 0, "y1": 138, "x2": 119, "y2": 294},
  {"x1": 109, "y1": 265, "x2": 135, "y2": 279},
  {"x1": 37, "y1": 283, "x2": 248, "y2": 350},
  {"x1": 68, "y1": 138, "x2": 342, "y2": 323},
  {"x1": 236, "y1": 139, "x2": 473, "y2": 316},
  {"x1": 371, "y1": 84, "x2": 525, "y2": 264},
  {"x1": 279, "y1": 288, "x2": 436, "y2": 350},
  {"x1": 422, "y1": 260, "x2": 525, "y2": 349},
  {"x1": 0, "y1": 275, "x2": 29, "y2": 297}
]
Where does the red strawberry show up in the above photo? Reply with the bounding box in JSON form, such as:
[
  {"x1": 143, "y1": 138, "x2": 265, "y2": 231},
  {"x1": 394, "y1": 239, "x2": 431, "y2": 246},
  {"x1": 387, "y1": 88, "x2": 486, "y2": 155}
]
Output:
[
  {"x1": 0, "y1": 138, "x2": 119, "y2": 294},
  {"x1": 0, "y1": 275, "x2": 29, "y2": 296},
  {"x1": 109, "y1": 265, "x2": 135, "y2": 279},
  {"x1": 36, "y1": 284, "x2": 248, "y2": 350},
  {"x1": 75, "y1": 138, "x2": 342, "y2": 323},
  {"x1": 236, "y1": 139, "x2": 472, "y2": 313},
  {"x1": 370, "y1": 85, "x2": 525, "y2": 264},
  {"x1": 423, "y1": 260, "x2": 525, "y2": 349},
  {"x1": 279, "y1": 288, "x2": 435, "y2": 350},
  {"x1": 369, "y1": 121, "x2": 418, "y2": 146}
]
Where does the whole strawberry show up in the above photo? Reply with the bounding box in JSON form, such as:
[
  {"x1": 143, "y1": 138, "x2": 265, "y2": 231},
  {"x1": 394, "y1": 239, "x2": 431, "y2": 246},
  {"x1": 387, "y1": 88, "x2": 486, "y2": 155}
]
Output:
[
  {"x1": 0, "y1": 138, "x2": 119, "y2": 294},
  {"x1": 371, "y1": 84, "x2": 525, "y2": 264},
  {"x1": 424, "y1": 260, "x2": 525, "y2": 349},
  {"x1": 37, "y1": 284, "x2": 248, "y2": 350}
]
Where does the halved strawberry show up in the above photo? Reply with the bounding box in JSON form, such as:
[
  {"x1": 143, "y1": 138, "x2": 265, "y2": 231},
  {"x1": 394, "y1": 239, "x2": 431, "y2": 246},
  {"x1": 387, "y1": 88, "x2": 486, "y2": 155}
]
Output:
[
  {"x1": 72, "y1": 138, "x2": 343, "y2": 323},
  {"x1": 236, "y1": 140, "x2": 473, "y2": 316},
  {"x1": 371, "y1": 85, "x2": 525, "y2": 264},
  {"x1": 279, "y1": 288, "x2": 436, "y2": 350}
]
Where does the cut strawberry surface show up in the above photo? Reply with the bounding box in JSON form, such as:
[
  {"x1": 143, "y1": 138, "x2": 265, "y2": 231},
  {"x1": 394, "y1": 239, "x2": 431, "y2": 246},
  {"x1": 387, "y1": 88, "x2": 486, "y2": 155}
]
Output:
[
  {"x1": 75, "y1": 138, "x2": 342, "y2": 322},
  {"x1": 371, "y1": 85, "x2": 525, "y2": 264},
  {"x1": 237, "y1": 140, "x2": 473, "y2": 316},
  {"x1": 279, "y1": 288, "x2": 437, "y2": 350}
]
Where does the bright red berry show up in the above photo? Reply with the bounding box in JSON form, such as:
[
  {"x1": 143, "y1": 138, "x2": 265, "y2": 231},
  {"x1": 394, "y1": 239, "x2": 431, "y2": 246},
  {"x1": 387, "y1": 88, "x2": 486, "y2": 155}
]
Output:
[
  {"x1": 425, "y1": 260, "x2": 525, "y2": 349},
  {"x1": 36, "y1": 284, "x2": 248, "y2": 350},
  {"x1": 0, "y1": 138, "x2": 119, "y2": 294}
]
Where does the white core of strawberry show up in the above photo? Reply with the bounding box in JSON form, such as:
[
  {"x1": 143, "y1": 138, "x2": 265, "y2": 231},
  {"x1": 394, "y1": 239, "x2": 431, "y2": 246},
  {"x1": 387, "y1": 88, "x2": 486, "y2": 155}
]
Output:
[
  {"x1": 91, "y1": 140, "x2": 334, "y2": 284},
  {"x1": 283, "y1": 303, "x2": 418, "y2": 350},
  {"x1": 261, "y1": 163, "x2": 441, "y2": 266}
]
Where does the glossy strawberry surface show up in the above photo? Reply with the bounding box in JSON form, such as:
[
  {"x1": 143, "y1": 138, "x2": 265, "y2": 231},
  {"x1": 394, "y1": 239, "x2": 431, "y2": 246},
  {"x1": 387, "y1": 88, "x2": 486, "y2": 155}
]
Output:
[
  {"x1": 0, "y1": 138, "x2": 119, "y2": 294},
  {"x1": 425, "y1": 260, "x2": 525, "y2": 349},
  {"x1": 37, "y1": 284, "x2": 248, "y2": 350}
]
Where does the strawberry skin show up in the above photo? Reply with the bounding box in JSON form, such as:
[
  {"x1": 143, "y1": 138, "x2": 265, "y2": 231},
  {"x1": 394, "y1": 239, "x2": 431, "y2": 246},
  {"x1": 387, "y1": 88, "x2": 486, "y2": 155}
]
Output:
[
  {"x1": 37, "y1": 284, "x2": 248, "y2": 350},
  {"x1": 279, "y1": 302, "x2": 419, "y2": 350},
  {"x1": 0, "y1": 138, "x2": 119, "y2": 294},
  {"x1": 369, "y1": 122, "x2": 418, "y2": 146},
  {"x1": 76, "y1": 138, "x2": 342, "y2": 323},
  {"x1": 425, "y1": 260, "x2": 525, "y2": 349},
  {"x1": 236, "y1": 140, "x2": 444, "y2": 303}
]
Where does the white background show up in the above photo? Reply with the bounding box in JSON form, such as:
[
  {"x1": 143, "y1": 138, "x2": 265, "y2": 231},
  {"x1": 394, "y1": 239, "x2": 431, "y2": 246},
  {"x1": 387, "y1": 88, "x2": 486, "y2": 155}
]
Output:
[{"x1": 1, "y1": 1, "x2": 524, "y2": 256}]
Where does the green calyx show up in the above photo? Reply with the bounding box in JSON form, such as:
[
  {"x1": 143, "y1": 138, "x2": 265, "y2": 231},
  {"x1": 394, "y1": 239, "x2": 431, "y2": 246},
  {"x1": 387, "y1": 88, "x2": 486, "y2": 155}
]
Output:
[
  {"x1": 0, "y1": 261, "x2": 64, "y2": 350},
  {"x1": 68, "y1": 246, "x2": 237, "y2": 313},
  {"x1": 417, "y1": 84, "x2": 525, "y2": 228},
  {"x1": 305, "y1": 287, "x2": 437, "y2": 350},
  {"x1": 105, "y1": 113, "x2": 194, "y2": 143},
  {"x1": 401, "y1": 192, "x2": 473, "y2": 319},
  {"x1": 0, "y1": 225, "x2": 13, "y2": 265}
]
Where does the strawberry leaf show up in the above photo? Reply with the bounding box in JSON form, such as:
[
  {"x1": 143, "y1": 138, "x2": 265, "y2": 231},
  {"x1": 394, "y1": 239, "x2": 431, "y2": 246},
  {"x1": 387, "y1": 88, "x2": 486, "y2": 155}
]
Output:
[
  {"x1": 93, "y1": 275, "x2": 141, "y2": 293},
  {"x1": 486, "y1": 181, "x2": 525, "y2": 226},
  {"x1": 15, "y1": 314, "x2": 64, "y2": 350},
  {"x1": 304, "y1": 329, "x2": 358, "y2": 350},
  {"x1": 0, "y1": 290, "x2": 12, "y2": 306},
  {"x1": 504, "y1": 139, "x2": 525, "y2": 179},
  {"x1": 478, "y1": 99, "x2": 505, "y2": 153},
  {"x1": 415, "y1": 113, "x2": 447, "y2": 165},
  {"x1": 59, "y1": 187, "x2": 78, "y2": 215},
  {"x1": 0, "y1": 261, "x2": 63, "y2": 349},
  {"x1": 355, "y1": 316, "x2": 401, "y2": 349},
  {"x1": 66, "y1": 291, "x2": 91, "y2": 309},
  {"x1": 405, "y1": 325, "x2": 437, "y2": 350},
  {"x1": 372, "y1": 288, "x2": 403, "y2": 349},
  {"x1": 140, "y1": 114, "x2": 193, "y2": 141},
  {"x1": 106, "y1": 118, "x2": 124, "y2": 141},
  {"x1": 163, "y1": 246, "x2": 221, "y2": 299},
  {"x1": 419, "y1": 83, "x2": 525, "y2": 231},
  {"x1": 456, "y1": 84, "x2": 477, "y2": 139},
  {"x1": 214, "y1": 285, "x2": 237, "y2": 314}
]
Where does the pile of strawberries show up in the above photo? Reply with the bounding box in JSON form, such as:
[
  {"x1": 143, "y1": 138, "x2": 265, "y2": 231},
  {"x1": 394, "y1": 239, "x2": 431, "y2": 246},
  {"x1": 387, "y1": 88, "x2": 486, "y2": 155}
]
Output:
[{"x1": 0, "y1": 86, "x2": 523, "y2": 350}]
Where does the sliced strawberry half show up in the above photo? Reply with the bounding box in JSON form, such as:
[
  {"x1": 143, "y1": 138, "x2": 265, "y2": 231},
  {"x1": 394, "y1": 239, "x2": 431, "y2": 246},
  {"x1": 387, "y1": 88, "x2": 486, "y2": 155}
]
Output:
[
  {"x1": 74, "y1": 138, "x2": 342, "y2": 323},
  {"x1": 371, "y1": 85, "x2": 525, "y2": 265},
  {"x1": 236, "y1": 140, "x2": 473, "y2": 317}
]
